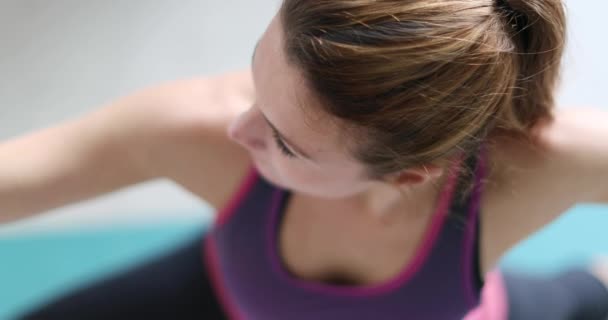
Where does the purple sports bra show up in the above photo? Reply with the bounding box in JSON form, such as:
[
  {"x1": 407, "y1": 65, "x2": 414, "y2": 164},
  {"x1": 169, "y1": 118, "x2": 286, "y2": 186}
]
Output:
[{"x1": 203, "y1": 145, "x2": 487, "y2": 319}]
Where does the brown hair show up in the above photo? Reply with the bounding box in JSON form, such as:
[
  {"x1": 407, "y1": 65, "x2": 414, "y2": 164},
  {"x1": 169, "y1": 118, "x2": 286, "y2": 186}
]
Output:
[{"x1": 279, "y1": 0, "x2": 566, "y2": 186}]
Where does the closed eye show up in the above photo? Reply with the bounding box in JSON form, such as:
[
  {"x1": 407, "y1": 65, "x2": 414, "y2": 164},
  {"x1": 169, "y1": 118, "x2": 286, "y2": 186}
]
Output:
[{"x1": 271, "y1": 128, "x2": 296, "y2": 158}]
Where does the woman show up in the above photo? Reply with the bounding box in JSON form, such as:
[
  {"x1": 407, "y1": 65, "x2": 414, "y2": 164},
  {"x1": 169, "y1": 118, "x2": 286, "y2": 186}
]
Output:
[{"x1": 3, "y1": 0, "x2": 608, "y2": 319}]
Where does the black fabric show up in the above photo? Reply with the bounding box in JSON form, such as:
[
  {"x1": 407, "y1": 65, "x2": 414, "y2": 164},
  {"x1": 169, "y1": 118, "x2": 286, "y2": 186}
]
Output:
[
  {"x1": 504, "y1": 269, "x2": 608, "y2": 320},
  {"x1": 448, "y1": 146, "x2": 486, "y2": 294},
  {"x1": 19, "y1": 232, "x2": 228, "y2": 320},
  {"x1": 472, "y1": 216, "x2": 485, "y2": 292}
]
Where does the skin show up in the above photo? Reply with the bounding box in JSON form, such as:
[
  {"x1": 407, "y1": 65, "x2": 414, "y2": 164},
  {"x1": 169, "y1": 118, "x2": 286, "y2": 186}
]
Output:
[
  {"x1": 222, "y1": 14, "x2": 608, "y2": 284},
  {"x1": 9, "y1": 10, "x2": 601, "y2": 287},
  {"x1": 0, "y1": 3, "x2": 605, "y2": 294},
  {"x1": 228, "y1": 16, "x2": 445, "y2": 213},
  {"x1": 226, "y1": 15, "x2": 457, "y2": 283}
]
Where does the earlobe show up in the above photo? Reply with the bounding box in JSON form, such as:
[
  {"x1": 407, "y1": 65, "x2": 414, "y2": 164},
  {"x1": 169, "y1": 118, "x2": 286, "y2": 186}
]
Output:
[
  {"x1": 390, "y1": 164, "x2": 444, "y2": 186},
  {"x1": 393, "y1": 172, "x2": 425, "y2": 185}
]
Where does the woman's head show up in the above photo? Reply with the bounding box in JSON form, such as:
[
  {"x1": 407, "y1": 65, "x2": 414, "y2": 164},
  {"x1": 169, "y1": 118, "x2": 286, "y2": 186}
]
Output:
[{"x1": 228, "y1": 0, "x2": 566, "y2": 199}]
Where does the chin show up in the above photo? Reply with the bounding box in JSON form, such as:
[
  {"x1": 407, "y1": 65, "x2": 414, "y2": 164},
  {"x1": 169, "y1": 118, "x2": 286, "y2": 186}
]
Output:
[{"x1": 251, "y1": 159, "x2": 290, "y2": 189}]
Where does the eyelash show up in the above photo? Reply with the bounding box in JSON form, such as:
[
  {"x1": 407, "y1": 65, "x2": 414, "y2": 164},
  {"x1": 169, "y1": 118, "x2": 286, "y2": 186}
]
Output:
[{"x1": 271, "y1": 129, "x2": 296, "y2": 158}]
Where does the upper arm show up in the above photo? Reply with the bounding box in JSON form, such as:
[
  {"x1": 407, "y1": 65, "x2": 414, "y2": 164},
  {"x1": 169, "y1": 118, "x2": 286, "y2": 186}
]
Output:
[
  {"x1": 479, "y1": 107, "x2": 608, "y2": 274},
  {"x1": 124, "y1": 69, "x2": 255, "y2": 210},
  {"x1": 0, "y1": 95, "x2": 158, "y2": 222}
]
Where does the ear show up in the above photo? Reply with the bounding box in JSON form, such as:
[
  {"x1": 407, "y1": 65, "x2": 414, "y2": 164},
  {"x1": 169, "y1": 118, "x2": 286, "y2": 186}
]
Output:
[{"x1": 388, "y1": 164, "x2": 444, "y2": 186}]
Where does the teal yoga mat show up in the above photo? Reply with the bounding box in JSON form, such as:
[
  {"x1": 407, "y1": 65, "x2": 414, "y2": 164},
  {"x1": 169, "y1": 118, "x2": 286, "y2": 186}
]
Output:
[{"x1": 0, "y1": 204, "x2": 607, "y2": 320}]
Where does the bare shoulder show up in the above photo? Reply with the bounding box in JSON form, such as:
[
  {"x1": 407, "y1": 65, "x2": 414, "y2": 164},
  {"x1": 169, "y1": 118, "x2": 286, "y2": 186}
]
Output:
[
  {"x1": 479, "y1": 107, "x2": 608, "y2": 274},
  {"x1": 132, "y1": 69, "x2": 255, "y2": 210}
]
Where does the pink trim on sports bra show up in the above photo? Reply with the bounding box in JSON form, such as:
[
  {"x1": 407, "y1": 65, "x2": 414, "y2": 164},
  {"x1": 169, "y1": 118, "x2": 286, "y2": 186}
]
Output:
[{"x1": 266, "y1": 154, "x2": 466, "y2": 297}]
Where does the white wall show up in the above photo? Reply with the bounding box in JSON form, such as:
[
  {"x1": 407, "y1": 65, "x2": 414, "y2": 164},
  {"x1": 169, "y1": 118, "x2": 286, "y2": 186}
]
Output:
[
  {"x1": 0, "y1": 0, "x2": 280, "y2": 235},
  {"x1": 557, "y1": 1, "x2": 608, "y2": 107},
  {"x1": 0, "y1": 0, "x2": 605, "y2": 235}
]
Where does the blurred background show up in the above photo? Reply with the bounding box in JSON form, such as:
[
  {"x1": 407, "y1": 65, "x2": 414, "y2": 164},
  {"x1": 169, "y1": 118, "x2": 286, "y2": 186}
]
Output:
[{"x1": 0, "y1": 0, "x2": 607, "y2": 319}]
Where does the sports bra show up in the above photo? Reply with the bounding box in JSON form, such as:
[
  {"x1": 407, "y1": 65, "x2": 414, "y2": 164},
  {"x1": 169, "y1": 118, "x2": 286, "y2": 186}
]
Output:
[{"x1": 203, "y1": 145, "x2": 487, "y2": 319}]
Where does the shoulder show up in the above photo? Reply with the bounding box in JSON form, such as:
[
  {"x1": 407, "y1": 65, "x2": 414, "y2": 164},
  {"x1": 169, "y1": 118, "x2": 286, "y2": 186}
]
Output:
[
  {"x1": 132, "y1": 69, "x2": 255, "y2": 211},
  {"x1": 479, "y1": 107, "x2": 608, "y2": 274}
]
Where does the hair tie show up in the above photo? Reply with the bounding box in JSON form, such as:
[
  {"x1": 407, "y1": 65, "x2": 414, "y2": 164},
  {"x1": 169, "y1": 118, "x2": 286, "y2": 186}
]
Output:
[
  {"x1": 494, "y1": 0, "x2": 522, "y2": 31},
  {"x1": 495, "y1": 0, "x2": 514, "y2": 12}
]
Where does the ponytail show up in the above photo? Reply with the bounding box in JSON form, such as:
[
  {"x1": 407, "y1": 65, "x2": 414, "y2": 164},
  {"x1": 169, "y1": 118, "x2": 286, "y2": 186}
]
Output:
[{"x1": 496, "y1": 0, "x2": 566, "y2": 133}]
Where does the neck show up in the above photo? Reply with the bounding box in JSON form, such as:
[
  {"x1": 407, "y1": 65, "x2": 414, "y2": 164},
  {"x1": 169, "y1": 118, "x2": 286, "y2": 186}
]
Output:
[{"x1": 356, "y1": 171, "x2": 450, "y2": 225}]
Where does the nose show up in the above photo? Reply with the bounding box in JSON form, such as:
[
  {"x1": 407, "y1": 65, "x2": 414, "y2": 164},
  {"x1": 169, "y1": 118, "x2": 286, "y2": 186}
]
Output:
[{"x1": 227, "y1": 106, "x2": 267, "y2": 151}]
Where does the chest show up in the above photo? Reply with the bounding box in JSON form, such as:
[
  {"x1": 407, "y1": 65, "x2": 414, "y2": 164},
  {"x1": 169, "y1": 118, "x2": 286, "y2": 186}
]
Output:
[
  {"x1": 278, "y1": 139, "x2": 567, "y2": 285},
  {"x1": 277, "y1": 198, "x2": 431, "y2": 285}
]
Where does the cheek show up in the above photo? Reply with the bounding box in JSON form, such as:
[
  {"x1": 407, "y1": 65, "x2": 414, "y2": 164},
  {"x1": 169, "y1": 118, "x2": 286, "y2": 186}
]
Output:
[
  {"x1": 250, "y1": 155, "x2": 293, "y2": 191},
  {"x1": 272, "y1": 163, "x2": 370, "y2": 198}
]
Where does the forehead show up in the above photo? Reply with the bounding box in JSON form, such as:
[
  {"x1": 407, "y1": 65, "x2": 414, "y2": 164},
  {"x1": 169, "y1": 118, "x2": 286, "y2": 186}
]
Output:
[{"x1": 253, "y1": 17, "x2": 348, "y2": 159}]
